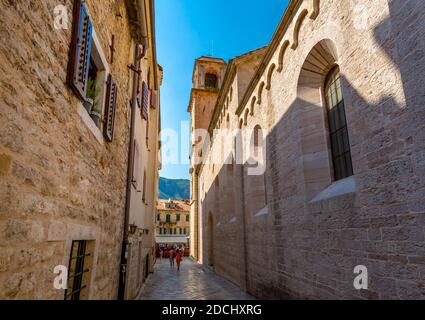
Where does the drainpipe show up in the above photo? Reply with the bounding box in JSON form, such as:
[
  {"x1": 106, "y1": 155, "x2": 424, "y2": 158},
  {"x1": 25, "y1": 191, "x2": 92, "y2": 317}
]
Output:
[{"x1": 118, "y1": 44, "x2": 144, "y2": 300}]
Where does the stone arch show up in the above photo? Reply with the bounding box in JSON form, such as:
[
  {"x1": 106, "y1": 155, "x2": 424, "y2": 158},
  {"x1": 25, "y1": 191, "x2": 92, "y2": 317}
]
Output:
[
  {"x1": 310, "y1": 0, "x2": 320, "y2": 19},
  {"x1": 257, "y1": 81, "x2": 265, "y2": 104},
  {"x1": 297, "y1": 38, "x2": 339, "y2": 200},
  {"x1": 245, "y1": 124, "x2": 267, "y2": 215},
  {"x1": 250, "y1": 96, "x2": 256, "y2": 115},
  {"x1": 291, "y1": 9, "x2": 308, "y2": 50},
  {"x1": 243, "y1": 108, "x2": 249, "y2": 126},
  {"x1": 277, "y1": 40, "x2": 290, "y2": 72},
  {"x1": 252, "y1": 124, "x2": 264, "y2": 161},
  {"x1": 266, "y1": 63, "x2": 276, "y2": 90}
]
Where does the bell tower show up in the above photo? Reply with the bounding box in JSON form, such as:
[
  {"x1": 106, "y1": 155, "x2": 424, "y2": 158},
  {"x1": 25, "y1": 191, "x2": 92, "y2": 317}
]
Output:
[{"x1": 188, "y1": 56, "x2": 226, "y2": 261}]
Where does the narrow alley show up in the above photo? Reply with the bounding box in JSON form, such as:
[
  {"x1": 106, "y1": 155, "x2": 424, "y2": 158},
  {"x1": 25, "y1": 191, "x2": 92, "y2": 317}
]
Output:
[{"x1": 138, "y1": 259, "x2": 254, "y2": 300}]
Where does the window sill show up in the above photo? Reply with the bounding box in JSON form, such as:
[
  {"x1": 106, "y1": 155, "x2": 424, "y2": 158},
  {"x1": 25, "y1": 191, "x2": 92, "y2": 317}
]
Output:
[
  {"x1": 308, "y1": 176, "x2": 358, "y2": 213},
  {"x1": 77, "y1": 102, "x2": 104, "y2": 145}
]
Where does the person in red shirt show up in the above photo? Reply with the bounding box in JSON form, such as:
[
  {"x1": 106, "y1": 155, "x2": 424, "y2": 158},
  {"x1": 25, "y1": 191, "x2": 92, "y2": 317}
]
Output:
[{"x1": 175, "y1": 249, "x2": 183, "y2": 271}]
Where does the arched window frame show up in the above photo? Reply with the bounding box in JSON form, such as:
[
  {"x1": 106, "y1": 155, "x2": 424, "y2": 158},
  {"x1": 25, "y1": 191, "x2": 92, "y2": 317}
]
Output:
[
  {"x1": 324, "y1": 66, "x2": 353, "y2": 181},
  {"x1": 250, "y1": 96, "x2": 256, "y2": 115}
]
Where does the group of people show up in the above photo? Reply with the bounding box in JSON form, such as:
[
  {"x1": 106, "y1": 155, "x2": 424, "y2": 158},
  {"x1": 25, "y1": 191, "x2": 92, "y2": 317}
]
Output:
[{"x1": 159, "y1": 246, "x2": 185, "y2": 271}]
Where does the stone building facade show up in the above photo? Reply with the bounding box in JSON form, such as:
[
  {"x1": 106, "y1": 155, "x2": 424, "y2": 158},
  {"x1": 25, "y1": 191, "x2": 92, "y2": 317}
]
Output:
[
  {"x1": 189, "y1": 0, "x2": 425, "y2": 299},
  {"x1": 156, "y1": 200, "x2": 190, "y2": 246},
  {"x1": 0, "y1": 0, "x2": 161, "y2": 300},
  {"x1": 121, "y1": 0, "x2": 162, "y2": 301}
]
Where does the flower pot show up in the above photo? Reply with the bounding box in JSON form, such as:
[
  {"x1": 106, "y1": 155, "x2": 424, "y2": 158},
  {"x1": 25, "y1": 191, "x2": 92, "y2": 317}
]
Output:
[
  {"x1": 83, "y1": 98, "x2": 93, "y2": 113},
  {"x1": 90, "y1": 111, "x2": 102, "y2": 127}
]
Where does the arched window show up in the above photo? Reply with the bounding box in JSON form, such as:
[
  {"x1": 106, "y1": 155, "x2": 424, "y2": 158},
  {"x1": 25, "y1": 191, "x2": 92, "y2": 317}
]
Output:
[
  {"x1": 253, "y1": 125, "x2": 263, "y2": 160},
  {"x1": 246, "y1": 125, "x2": 267, "y2": 214},
  {"x1": 205, "y1": 73, "x2": 218, "y2": 89},
  {"x1": 325, "y1": 67, "x2": 353, "y2": 181}
]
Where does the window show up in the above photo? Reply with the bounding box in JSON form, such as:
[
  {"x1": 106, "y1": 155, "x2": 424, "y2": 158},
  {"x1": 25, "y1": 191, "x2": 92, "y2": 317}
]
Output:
[
  {"x1": 253, "y1": 125, "x2": 263, "y2": 160},
  {"x1": 157, "y1": 213, "x2": 160, "y2": 221},
  {"x1": 141, "y1": 81, "x2": 149, "y2": 120},
  {"x1": 176, "y1": 214, "x2": 181, "y2": 222},
  {"x1": 166, "y1": 215, "x2": 171, "y2": 223},
  {"x1": 68, "y1": 0, "x2": 117, "y2": 140},
  {"x1": 186, "y1": 215, "x2": 189, "y2": 222},
  {"x1": 205, "y1": 73, "x2": 218, "y2": 89},
  {"x1": 325, "y1": 67, "x2": 353, "y2": 181},
  {"x1": 65, "y1": 240, "x2": 93, "y2": 300}
]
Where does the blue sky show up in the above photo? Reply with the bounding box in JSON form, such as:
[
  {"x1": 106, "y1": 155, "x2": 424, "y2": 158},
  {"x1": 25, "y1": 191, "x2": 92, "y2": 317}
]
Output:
[{"x1": 156, "y1": 0, "x2": 289, "y2": 180}]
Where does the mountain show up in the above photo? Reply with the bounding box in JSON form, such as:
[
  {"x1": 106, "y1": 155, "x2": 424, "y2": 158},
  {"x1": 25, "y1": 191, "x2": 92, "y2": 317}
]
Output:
[{"x1": 158, "y1": 177, "x2": 190, "y2": 200}]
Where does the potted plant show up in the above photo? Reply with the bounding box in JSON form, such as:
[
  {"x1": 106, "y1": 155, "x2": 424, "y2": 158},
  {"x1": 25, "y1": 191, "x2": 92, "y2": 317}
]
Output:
[
  {"x1": 86, "y1": 77, "x2": 102, "y2": 127},
  {"x1": 83, "y1": 78, "x2": 96, "y2": 113}
]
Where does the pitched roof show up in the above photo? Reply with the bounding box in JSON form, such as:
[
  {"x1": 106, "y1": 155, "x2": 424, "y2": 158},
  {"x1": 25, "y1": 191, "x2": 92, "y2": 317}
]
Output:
[{"x1": 157, "y1": 200, "x2": 190, "y2": 212}]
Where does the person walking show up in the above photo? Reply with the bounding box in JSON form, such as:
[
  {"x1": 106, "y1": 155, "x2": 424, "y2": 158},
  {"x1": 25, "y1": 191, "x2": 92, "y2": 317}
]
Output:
[
  {"x1": 176, "y1": 249, "x2": 183, "y2": 271},
  {"x1": 159, "y1": 249, "x2": 163, "y2": 263},
  {"x1": 169, "y1": 248, "x2": 175, "y2": 268}
]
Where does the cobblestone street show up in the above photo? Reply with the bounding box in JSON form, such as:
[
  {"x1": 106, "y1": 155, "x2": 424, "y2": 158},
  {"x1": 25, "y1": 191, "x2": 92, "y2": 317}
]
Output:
[{"x1": 138, "y1": 258, "x2": 255, "y2": 300}]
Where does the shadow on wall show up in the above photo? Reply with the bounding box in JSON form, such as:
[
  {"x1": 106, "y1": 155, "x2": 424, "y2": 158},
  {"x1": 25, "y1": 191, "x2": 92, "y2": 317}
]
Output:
[{"x1": 200, "y1": 0, "x2": 425, "y2": 299}]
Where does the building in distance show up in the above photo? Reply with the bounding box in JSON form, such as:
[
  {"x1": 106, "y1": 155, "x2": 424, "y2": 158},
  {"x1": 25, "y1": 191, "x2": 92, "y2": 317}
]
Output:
[{"x1": 155, "y1": 200, "x2": 191, "y2": 249}]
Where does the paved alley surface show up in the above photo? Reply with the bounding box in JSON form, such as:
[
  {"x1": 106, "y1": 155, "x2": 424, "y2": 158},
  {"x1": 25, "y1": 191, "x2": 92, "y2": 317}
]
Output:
[{"x1": 138, "y1": 258, "x2": 255, "y2": 300}]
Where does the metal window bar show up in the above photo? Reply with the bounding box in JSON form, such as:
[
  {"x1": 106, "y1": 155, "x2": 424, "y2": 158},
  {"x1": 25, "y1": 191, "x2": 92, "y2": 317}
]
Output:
[{"x1": 65, "y1": 240, "x2": 88, "y2": 300}]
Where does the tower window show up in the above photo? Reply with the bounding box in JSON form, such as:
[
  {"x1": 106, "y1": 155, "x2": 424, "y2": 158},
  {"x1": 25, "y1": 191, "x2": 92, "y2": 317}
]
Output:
[
  {"x1": 205, "y1": 73, "x2": 218, "y2": 89},
  {"x1": 325, "y1": 67, "x2": 353, "y2": 181}
]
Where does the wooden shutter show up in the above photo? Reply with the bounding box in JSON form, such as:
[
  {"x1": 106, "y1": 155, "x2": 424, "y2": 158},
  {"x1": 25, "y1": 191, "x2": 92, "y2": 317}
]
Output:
[
  {"x1": 150, "y1": 90, "x2": 157, "y2": 109},
  {"x1": 141, "y1": 81, "x2": 149, "y2": 120},
  {"x1": 67, "y1": 0, "x2": 93, "y2": 101},
  {"x1": 104, "y1": 74, "x2": 118, "y2": 142}
]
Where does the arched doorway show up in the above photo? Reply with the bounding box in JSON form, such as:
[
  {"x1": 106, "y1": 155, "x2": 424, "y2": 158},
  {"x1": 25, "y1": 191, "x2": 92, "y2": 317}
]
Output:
[{"x1": 208, "y1": 212, "x2": 214, "y2": 267}]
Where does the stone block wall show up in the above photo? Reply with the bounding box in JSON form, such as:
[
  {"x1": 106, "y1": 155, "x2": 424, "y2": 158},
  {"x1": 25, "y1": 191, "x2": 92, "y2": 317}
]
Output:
[
  {"x1": 0, "y1": 0, "x2": 135, "y2": 299},
  {"x1": 195, "y1": 0, "x2": 425, "y2": 300}
]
